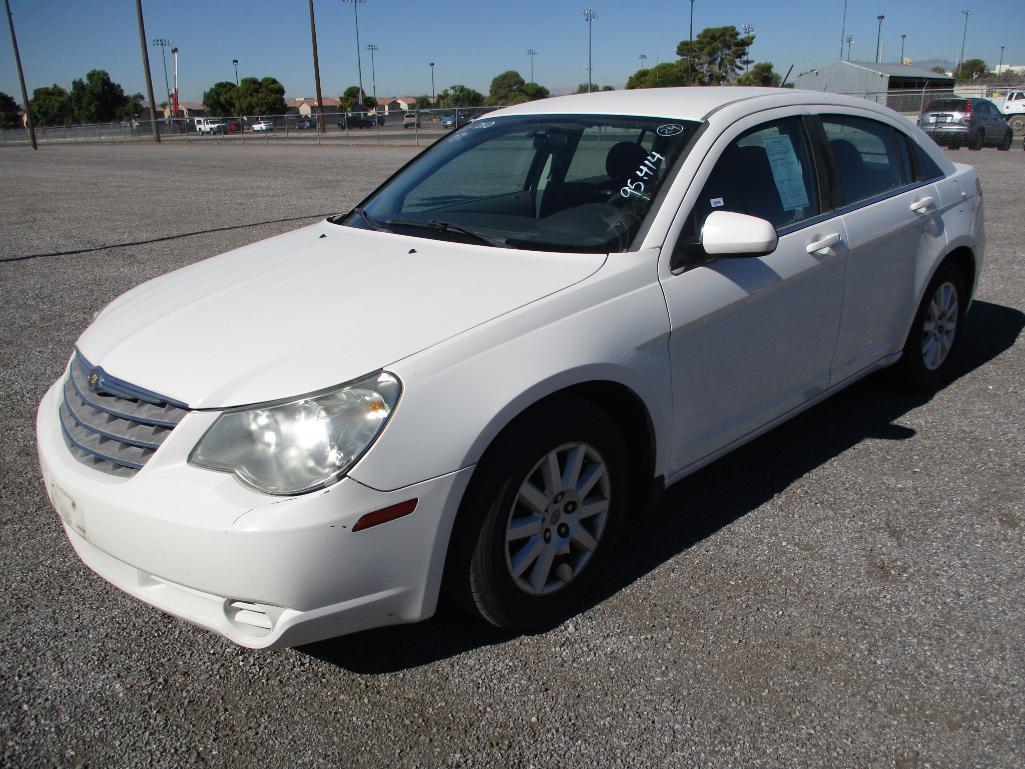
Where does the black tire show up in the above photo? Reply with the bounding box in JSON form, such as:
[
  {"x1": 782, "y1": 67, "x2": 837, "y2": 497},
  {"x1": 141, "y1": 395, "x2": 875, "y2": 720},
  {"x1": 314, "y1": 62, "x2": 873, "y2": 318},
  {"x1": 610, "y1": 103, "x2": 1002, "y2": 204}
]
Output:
[
  {"x1": 447, "y1": 398, "x2": 630, "y2": 630},
  {"x1": 998, "y1": 129, "x2": 1012, "y2": 151},
  {"x1": 893, "y1": 263, "x2": 966, "y2": 390},
  {"x1": 969, "y1": 130, "x2": 984, "y2": 150}
]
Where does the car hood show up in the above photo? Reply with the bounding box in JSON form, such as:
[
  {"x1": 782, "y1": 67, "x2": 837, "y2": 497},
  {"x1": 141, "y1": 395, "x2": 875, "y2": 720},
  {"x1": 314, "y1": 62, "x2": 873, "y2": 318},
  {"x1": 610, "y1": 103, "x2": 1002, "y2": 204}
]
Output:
[{"x1": 77, "y1": 222, "x2": 606, "y2": 408}]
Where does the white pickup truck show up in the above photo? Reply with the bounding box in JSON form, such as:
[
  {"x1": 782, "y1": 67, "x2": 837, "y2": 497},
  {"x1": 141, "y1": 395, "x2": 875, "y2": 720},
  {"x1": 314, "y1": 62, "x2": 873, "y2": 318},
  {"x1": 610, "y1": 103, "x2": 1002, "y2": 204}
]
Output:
[
  {"x1": 194, "y1": 117, "x2": 227, "y2": 134},
  {"x1": 991, "y1": 89, "x2": 1025, "y2": 135}
]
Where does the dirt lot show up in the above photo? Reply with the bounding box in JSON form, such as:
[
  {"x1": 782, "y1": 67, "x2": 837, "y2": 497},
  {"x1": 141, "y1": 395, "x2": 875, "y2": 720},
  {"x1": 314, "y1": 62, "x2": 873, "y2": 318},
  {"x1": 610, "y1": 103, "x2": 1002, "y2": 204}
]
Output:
[{"x1": 1, "y1": 141, "x2": 1023, "y2": 768}]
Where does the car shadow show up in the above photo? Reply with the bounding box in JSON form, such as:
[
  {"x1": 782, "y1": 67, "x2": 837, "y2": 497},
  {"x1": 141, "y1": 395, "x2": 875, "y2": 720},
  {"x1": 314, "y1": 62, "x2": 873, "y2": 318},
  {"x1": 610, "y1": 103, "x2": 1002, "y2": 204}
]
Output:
[{"x1": 299, "y1": 300, "x2": 1024, "y2": 674}]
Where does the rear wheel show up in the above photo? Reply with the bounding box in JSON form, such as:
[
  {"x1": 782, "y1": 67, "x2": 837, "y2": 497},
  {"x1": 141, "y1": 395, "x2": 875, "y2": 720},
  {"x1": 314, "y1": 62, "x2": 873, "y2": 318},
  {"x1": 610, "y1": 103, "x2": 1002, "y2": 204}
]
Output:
[
  {"x1": 969, "y1": 130, "x2": 984, "y2": 150},
  {"x1": 894, "y1": 263, "x2": 966, "y2": 390},
  {"x1": 998, "y1": 129, "x2": 1013, "y2": 151},
  {"x1": 448, "y1": 399, "x2": 629, "y2": 630}
]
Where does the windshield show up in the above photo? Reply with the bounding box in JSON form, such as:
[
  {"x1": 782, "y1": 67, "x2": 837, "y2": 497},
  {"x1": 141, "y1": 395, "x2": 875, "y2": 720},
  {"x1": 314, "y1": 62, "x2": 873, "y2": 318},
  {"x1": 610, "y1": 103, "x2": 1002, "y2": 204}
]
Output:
[{"x1": 339, "y1": 114, "x2": 699, "y2": 252}]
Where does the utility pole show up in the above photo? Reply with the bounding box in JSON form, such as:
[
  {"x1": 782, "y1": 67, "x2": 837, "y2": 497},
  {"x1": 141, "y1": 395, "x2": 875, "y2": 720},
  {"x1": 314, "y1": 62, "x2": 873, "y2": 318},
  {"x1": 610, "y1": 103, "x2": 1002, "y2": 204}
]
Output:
[
  {"x1": 171, "y1": 46, "x2": 179, "y2": 119},
  {"x1": 429, "y1": 62, "x2": 435, "y2": 105},
  {"x1": 308, "y1": 0, "x2": 326, "y2": 132},
  {"x1": 846, "y1": 35, "x2": 854, "y2": 62},
  {"x1": 582, "y1": 9, "x2": 598, "y2": 93},
  {"x1": 3, "y1": 0, "x2": 36, "y2": 149},
  {"x1": 639, "y1": 53, "x2": 647, "y2": 70},
  {"x1": 998, "y1": 45, "x2": 1005, "y2": 73},
  {"x1": 839, "y1": 0, "x2": 848, "y2": 61},
  {"x1": 527, "y1": 48, "x2": 538, "y2": 83},
  {"x1": 342, "y1": 0, "x2": 366, "y2": 106},
  {"x1": 366, "y1": 44, "x2": 378, "y2": 106},
  {"x1": 900, "y1": 33, "x2": 906, "y2": 64},
  {"x1": 688, "y1": 0, "x2": 697, "y2": 84},
  {"x1": 133, "y1": 0, "x2": 159, "y2": 143},
  {"x1": 875, "y1": 15, "x2": 884, "y2": 64},
  {"x1": 957, "y1": 9, "x2": 971, "y2": 74}
]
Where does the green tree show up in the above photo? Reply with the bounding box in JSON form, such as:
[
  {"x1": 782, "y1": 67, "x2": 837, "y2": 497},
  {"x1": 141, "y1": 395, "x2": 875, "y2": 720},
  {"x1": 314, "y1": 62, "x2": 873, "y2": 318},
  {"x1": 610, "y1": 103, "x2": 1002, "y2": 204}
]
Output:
[
  {"x1": 414, "y1": 95, "x2": 433, "y2": 109},
  {"x1": 29, "y1": 84, "x2": 74, "y2": 126},
  {"x1": 738, "y1": 62, "x2": 781, "y2": 87},
  {"x1": 203, "y1": 81, "x2": 239, "y2": 116},
  {"x1": 236, "y1": 76, "x2": 286, "y2": 116},
  {"x1": 677, "y1": 26, "x2": 754, "y2": 85},
  {"x1": 70, "y1": 69, "x2": 128, "y2": 123},
  {"x1": 339, "y1": 85, "x2": 375, "y2": 112},
  {"x1": 930, "y1": 66, "x2": 948, "y2": 74},
  {"x1": 0, "y1": 91, "x2": 21, "y2": 129},
  {"x1": 438, "y1": 84, "x2": 485, "y2": 108},
  {"x1": 574, "y1": 83, "x2": 615, "y2": 93},
  {"x1": 955, "y1": 58, "x2": 987, "y2": 81},
  {"x1": 118, "y1": 93, "x2": 145, "y2": 121},
  {"x1": 625, "y1": 61, "x2": 687, "y2": 89},
  {"x1": 486, "y1": 70, "x2": 549, "y2": 105}
]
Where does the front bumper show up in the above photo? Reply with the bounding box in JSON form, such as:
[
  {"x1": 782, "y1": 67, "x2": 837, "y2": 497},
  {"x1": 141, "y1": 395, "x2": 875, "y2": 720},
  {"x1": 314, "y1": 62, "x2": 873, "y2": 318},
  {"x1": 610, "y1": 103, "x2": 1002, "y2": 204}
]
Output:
[{"x1": 36, "y1": 379, "x2": 473, "y2": 649}]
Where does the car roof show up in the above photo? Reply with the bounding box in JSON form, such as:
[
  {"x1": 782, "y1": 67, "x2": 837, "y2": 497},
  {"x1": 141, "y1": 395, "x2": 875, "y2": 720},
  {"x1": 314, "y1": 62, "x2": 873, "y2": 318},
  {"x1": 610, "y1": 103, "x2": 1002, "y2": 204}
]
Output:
[{"x1": 488, "y1": 86, "x2": 909, "y2": 123}]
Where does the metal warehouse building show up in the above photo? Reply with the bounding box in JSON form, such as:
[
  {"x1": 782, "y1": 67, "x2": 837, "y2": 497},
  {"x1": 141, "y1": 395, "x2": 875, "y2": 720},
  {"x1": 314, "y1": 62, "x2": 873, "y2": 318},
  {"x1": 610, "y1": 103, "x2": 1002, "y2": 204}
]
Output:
[{"x1": 795, "y1": 61, "x2": 956, "y2": 112}]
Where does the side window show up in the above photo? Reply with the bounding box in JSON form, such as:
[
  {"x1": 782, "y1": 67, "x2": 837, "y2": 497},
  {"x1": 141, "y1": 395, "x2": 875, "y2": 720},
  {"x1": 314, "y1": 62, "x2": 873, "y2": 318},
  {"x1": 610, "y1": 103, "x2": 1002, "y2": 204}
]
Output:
[
  {"x1": 693, "y1": 116, "x2": 819, "y2": 232},
  {"x1": 905, "y1": 134, "x2": 944, "y2": 181},
  {"x1": 821, "y1": 114, "x2": 905, "y2": 206}
]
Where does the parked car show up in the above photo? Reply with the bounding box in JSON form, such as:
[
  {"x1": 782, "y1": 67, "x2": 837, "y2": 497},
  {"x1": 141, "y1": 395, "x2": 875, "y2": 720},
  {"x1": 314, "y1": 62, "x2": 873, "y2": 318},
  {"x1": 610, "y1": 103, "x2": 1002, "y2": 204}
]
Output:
[
  {"x1": 441, "y1": 113, "x2": 456, "y2": 128},
  {"x1": 194, "y1": 117, "x2": 226, "y2": 135},
  {"x1": 226, "y1": 121, "x2": 241, "y2": 134},
  {"x1": 250, "y1": 120, "x2": 273, "y2": 132},
  {"x1": 295, "y1": 116, "x2": 317, "y2": 130},
  {"x1": 919, "y1": 97, "x2": 1013, "y2": 150},
  {"x1": 402, "y1": 111, "x2": 421, "y2": 129},
  {"x1": 38, "y1": 87, "x2": 984, "y2": 649},
  {"x1": 990, "y1": 89, "x2": 1025, "y2": 136},
  {"x1": 337, "y1": 113, "x2": 375, "y2": 129}
]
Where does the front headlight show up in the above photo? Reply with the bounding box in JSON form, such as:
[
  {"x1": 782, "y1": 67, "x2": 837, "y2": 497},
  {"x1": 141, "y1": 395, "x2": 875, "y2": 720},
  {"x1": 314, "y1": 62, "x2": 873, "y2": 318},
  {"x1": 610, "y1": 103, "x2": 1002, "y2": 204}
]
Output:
[{"x1": 189, "y1": 372, "x2": 401, "y2": 495}]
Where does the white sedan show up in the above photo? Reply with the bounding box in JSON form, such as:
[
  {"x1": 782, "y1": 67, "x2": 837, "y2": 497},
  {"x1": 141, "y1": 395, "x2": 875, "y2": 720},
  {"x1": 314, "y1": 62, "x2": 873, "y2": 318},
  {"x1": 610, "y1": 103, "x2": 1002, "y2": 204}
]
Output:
[
  {"x1": 37, "y1": 87, "x2": 984, "y2": 648},
  {"x1": 250, "y1": 120, "x2": 273, "y2": 132}
]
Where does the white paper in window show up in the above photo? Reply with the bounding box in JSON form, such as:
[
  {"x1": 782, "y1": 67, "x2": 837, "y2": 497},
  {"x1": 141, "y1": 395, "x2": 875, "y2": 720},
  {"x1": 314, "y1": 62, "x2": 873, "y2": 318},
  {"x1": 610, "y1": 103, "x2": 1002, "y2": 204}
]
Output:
[{"x1": 762, "y1": 135, "x2": 810, "y2": 211}]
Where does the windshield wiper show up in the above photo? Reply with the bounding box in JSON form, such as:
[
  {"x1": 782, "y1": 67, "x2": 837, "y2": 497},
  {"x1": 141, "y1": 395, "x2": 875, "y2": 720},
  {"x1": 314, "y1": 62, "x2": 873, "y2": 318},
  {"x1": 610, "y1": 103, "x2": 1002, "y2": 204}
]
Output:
[
  {"x1": 383, "y1": 218, "x2": 508, "y2": 248},
  {"x1": 353, "y1": 206, "x2": 386, "y2": 231}
]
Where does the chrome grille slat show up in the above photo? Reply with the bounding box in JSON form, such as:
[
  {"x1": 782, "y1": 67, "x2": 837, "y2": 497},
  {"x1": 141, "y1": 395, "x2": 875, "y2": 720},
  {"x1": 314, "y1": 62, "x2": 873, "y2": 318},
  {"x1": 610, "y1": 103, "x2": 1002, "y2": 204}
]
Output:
[
  {"x1": 59, "y1": 353, "x2": 190, "y2": 478},
  {"x1": 68, "y1": 359, "x2": 185, "y2": 428}
]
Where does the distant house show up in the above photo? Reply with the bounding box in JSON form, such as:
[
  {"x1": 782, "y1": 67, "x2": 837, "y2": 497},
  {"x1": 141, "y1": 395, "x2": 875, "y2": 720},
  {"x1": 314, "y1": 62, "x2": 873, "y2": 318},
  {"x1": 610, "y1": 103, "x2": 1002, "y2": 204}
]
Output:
[
  {"x1": 395, "y1": 96, "x2": 419, "y2": 111},
  {"x1": 161, "y1": 102, "x2": 206, "y2": 119},
  {"x1": 286, "y1": 97, "x2": 342, "y2": 116},
  {"x1": 375, "y1": 97, "x2": 402, "y2": 115}
]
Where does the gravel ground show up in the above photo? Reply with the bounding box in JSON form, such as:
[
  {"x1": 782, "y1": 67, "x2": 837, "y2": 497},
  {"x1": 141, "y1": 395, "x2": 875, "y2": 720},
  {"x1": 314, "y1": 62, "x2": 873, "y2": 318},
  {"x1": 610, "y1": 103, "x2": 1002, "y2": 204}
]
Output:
[{"x1": 1, "y1": 142, "x2": 1023, "y2": 768}]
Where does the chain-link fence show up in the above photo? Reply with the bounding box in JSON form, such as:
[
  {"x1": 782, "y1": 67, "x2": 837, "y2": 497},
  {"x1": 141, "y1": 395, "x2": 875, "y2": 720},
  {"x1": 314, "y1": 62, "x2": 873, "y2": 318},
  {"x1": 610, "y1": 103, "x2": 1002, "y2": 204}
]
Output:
[
  {"x1": 0, "y1": 107, "x2": 501, "y2": 147},
  {"x1": 4, "y1": 88, "x2": 1024, "y2": 147}
]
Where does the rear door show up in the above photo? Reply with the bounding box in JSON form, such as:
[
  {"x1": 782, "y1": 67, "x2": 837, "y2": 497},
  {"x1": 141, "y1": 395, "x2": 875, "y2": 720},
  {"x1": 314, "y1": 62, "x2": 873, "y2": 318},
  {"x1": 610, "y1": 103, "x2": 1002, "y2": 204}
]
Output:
[{"x1": 818, "y1": 112, "x2": 947, "y2": 382}]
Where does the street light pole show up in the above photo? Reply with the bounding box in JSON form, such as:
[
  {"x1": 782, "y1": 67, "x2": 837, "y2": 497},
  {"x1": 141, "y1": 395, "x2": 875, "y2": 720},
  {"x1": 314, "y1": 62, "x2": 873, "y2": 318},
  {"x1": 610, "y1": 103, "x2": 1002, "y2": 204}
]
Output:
[
  {"x1": 846, "y1": 35, "x2": 854, "y2": 62},
  {"x1": 527, "y1": 48, "x2": 538, "y2": 83},
  {"x1": 900, "y1": 34, "x2": 906, "y2": 64},
  {"x1": 429, "y1": 62, "x2": 435, "y2": 105},
  {"x1": 998, "y1": 45, "x2": 1005, "y2": 74},
  {"x1": 582, "y1": 9, "x2": 598, "y2": 93},
  {"x1": 687, "y1": 0, "x2": 696, "y2": 85},
  {"x1": 342, "y1": 0, "x2": 367, "y2": 105},
  {"x1": 152, "y1": 38, "x2": 172, "y2": 111},
  {"x1": 958, "y1": 9, "x2": 971, "y2": 74},
  {"x1": 639, "y1": 53, "x2": 647, "y2": 70},
  {"x1": 366, "y1": 44, "x2": 378, "y2": 105},
  {"x1": 875, "y1": 15, "x2": 884, "y2": 64},
  {"x1": 742, "y1": 24, "x2": 754, "y2": 73}
]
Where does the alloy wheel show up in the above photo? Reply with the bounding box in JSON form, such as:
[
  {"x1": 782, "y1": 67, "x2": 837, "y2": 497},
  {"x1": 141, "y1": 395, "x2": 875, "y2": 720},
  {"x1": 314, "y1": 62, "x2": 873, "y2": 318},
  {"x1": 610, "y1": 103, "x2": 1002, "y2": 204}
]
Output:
[{"x1": 921, "y1": 281, "x2": 959, "y2": 371}]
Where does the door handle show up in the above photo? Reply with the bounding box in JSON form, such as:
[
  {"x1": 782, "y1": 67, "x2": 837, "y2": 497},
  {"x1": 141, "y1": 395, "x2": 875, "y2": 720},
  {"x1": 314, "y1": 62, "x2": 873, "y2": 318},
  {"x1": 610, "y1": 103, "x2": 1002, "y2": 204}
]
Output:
[
  {"x1": 806, "y1": 233, "x2": 841, "y2": 253},
  {"x1": 910, "y1": 196, "x2": 935, "y2": 213}
]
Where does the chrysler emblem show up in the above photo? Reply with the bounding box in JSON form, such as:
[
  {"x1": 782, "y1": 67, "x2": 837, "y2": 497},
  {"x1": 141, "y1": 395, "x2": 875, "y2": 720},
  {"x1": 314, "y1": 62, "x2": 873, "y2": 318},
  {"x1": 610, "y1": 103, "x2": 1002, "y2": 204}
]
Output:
[{"x1": 88, "y1": 370, "x2": 100, "y2": 390}]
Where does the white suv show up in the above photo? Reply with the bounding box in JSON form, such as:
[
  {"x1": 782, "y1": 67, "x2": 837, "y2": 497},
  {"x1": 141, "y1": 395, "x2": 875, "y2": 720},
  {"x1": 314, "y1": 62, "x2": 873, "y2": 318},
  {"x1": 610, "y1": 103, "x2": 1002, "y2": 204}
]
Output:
[{"x1": 38, "y1": 88, "x2": 984, "y2": 648}]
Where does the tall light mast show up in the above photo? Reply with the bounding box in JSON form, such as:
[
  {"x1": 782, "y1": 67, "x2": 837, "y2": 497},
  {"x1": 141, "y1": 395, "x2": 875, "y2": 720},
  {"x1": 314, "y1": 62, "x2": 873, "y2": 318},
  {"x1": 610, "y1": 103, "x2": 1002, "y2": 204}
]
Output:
[{"x1": 171, "y1": 46, "x2": 179, "y2": 118}]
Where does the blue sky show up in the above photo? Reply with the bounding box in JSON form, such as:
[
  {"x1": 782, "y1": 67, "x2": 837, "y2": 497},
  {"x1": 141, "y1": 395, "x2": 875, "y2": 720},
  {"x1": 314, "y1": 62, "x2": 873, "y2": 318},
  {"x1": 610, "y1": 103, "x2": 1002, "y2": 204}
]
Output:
[{"x1": 2, "y1": 0, "x2": 1023, "y2": 104}]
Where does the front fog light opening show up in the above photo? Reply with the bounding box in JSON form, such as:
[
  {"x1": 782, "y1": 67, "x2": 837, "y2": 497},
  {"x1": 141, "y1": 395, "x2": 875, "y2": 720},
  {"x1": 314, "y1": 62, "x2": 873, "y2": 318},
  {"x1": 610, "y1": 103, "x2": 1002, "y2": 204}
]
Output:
[{"x1": 225, "y1": 599, "x2": 282, "y2": 637}]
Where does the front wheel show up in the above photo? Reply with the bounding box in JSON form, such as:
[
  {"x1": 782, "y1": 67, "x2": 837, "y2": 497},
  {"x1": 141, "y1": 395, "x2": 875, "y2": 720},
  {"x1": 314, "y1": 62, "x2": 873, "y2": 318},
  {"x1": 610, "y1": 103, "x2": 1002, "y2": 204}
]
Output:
[
  {"x1": 448, "y1": 400, "x2": 629, "y2": 630},
  {"x1": 893, "y1": 264, "x2": 966, "y2": 390}
]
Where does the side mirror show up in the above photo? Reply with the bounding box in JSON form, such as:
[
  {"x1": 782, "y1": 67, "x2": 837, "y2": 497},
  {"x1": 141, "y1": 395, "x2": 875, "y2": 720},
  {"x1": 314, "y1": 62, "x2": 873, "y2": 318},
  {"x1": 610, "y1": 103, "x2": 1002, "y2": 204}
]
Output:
[{"x1": 700, "y1": 210, "x2": 778, "y2": 257}]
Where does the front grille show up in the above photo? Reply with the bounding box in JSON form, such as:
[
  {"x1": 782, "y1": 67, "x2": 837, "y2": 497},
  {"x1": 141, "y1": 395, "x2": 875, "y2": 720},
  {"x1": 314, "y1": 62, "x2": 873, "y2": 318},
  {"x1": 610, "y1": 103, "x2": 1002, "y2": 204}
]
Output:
[{"x1": 59, "y1": 352, "x2": 190, "y2": 478}]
